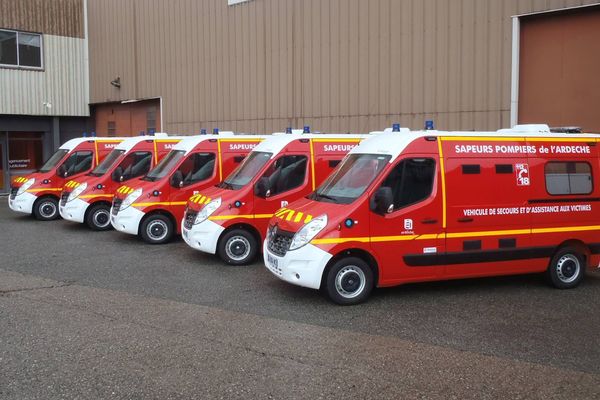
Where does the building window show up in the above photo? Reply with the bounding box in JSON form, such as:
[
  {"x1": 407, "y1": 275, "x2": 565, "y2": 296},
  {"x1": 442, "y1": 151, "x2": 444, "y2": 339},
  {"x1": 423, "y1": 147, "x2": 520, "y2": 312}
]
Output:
[
  {"x1": 107, "y1": 121, "x2": 116, "y2": 136},
  {"x1": 147, "y1": 108, "x2": 156, "y2": 134},
  {"x1": 0, "y1": 29, "x2": 42, "y2": 69},
  {"x1": 545, "y1": 162, "x2": 592, "y2": 195}
]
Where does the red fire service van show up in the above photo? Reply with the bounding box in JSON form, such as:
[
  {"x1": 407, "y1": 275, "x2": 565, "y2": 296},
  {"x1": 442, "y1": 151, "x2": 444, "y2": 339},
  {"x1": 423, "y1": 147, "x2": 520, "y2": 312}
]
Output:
[
  {"x1": 263, "y1": 124, "x2": 600, "y2": 305},
  {"x1": 110, "y1": 132, "x2": 267, "y2": 244},
  {"x1": 9, "y1": 136, "x2": 124, "y2": 221},
  {"x1": 59, "y1": 134, "x2": 184, "y2": 230},
  {"x1": 181, "y1": 130, "x2": 367, "y2": 265}
]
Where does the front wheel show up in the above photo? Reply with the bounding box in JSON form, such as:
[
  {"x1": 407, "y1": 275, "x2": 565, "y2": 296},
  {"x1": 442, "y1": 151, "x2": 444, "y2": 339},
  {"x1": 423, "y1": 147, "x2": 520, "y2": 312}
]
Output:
[
  {"x1": 85, "y1": 203, "x2": 112, "y2": 231},
  {"x1": 217, "y1": 229, "x2": 258, "y2": 265},
  {"x1": 546, "y1": 247, "x2": 585, "y2": 289},
  {"x1": 33, "y1": 196, "x2": 59, "y2": 221},
  {"x1": 140, "y1": 214, "x2": 174, "y2": 244},
  {"x1": 325, "y1": 257, "x2": 374, "y2": 305}
]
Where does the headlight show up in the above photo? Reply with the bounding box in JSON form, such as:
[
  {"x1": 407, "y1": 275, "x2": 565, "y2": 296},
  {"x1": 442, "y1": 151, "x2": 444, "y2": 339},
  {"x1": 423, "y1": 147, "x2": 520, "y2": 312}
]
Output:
[
  {"x1": 120, "y1": 188, "x2": 142, "y2": 210},
  {"x1": 67, "y1": 182, "x2": 87, "y2": 202},
  {"x1": 16, "y1": 178, "x2": 35, "y2": 196},
  {"x1": 289, "y1": 214, "x2": 328, "y2": 251},
  {"x1": 194, "y1": 198, "x2": 221, "y2": 225}
]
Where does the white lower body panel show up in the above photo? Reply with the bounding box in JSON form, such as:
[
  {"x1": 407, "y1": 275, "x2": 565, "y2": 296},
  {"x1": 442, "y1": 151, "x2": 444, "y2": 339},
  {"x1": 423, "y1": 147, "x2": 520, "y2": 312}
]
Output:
[
  {"x1": 181, "y1": 219, "x2": 225, "y2": 255},
  {"x1": 59, "y1": 197, "x2": 89, "y2": 223},
  {"x1": 111, "y1": 206, "x2": 145, "y2": 236},
  {"x1": 8, "y1": 192, "x2": 37, "y2": 215}
]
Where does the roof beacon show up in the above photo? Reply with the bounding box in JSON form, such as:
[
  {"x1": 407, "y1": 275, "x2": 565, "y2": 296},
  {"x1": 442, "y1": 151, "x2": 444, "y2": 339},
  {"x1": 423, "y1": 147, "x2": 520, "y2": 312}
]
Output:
[
  {"x1": 213, "y1": 128, "x2": 219, "y2": 135},
  {"x1": 303, "y1": 126, "x2": 310, "y2": 134},
  {"x1": 392, "y1": 123, "x2": 401, "y2": 132},
  {"x1": 425, "y1": 120, "x2": 435, "y2": 130},
  {"x1": 286, "y1": 127, "x2": 292, "y2": 134},
  {"x1": 200, "y1": 129, "x2": 207, "y2": 135}
]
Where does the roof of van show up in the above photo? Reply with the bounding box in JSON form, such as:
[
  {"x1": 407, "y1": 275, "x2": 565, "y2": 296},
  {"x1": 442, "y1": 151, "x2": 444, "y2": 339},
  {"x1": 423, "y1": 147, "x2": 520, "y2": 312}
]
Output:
[
  {"x1": 59, "y1": 137, "x2": 124, "y2": 151},
  {"x1": 252, "y1": 133, "x2": 368, "y2": 157},
  {"x1": 173, "y1": 133, "x2": 268, "y2": 154},
  {"x1": 114, "y1": 135, "x2": 188, "y2": 152},
  {"x1": 352, "y1": 124, "x2": 600, "y2": 162}
]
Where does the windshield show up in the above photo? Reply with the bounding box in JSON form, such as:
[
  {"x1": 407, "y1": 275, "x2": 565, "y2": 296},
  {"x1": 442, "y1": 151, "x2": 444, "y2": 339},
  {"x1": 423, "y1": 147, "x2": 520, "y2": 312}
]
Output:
[
  {"x1": 310, "y1": 153, "x2": 391, "y2": 204},
  {"x1": 219, "y1": 151, "x2": 272, "y2": 190},
  {"x1": 143, "y1": 150, "x2": 185, "y2": 181},
  {"x1": 89, "y1": 149, "x2": 125, "y2": 177},
  {"x1": 39, "y1": 149, "x2": 69, "y2": 173}
]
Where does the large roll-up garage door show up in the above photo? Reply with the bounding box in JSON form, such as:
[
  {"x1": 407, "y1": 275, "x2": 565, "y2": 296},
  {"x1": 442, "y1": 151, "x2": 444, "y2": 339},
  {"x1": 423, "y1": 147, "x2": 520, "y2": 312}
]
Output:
[{"x1": 518, "y1": 6, "x2": 600, "y2": 132}]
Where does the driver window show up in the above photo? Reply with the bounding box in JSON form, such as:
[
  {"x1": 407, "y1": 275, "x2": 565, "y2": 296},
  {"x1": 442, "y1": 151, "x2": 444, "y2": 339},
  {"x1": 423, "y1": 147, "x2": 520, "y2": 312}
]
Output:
[
  {"x1": 120, "y1": 152, "x2": 152, "y2": 180},
  {"x1": 380, "y1": 158, "x2": 435, "y2": 211},
  {"x1": 261, "y1": 155, "x2": 307, "y2": 196},
  {"x1": 179, "y1": 153, "x2": 216, "y2": 186},
  {"x1": 61, "y1": 151, "x2": 93, "y2": 177}
]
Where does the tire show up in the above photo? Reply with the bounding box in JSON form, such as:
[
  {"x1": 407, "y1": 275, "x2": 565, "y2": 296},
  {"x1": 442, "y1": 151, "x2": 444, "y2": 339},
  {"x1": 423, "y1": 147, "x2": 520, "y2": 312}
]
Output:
[
  {"x1": 33, "y1": 196, "x2": 59, "y2": 221},
  {"x1": 140, "y1": 214, "x2": 174, "y2": 244},
  {"x1": 217, "y1": 228, "x2": 258, "y2": 265},
  {"x1": 85, "y1": 203, "x2": 112, "y2": 231},
  {"x1": 325, "y1": 257, "x2": 374, "y2": 305},
  {"x1": 546, "y1": 246, "x2": 585, "y2": 289}
]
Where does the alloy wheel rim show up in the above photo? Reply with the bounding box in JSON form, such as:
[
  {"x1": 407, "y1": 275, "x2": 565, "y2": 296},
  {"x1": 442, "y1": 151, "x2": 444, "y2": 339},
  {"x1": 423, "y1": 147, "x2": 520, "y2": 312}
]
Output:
[
  {"x1": 556, "y1": 254, "x2": 580, "y2": 284},
  {"x1": 147, "y1": 220, "x2": 168, "y2": 241},
  {"x1": 225, "y1": 236, "x2": 251, "y2": 261},
  {"x1": 40, "y1": 201, "x2": 57, "y2": 218},
  {"x1": 93, "y1": 209, "x2": 110, "y2": 228},
  {"x1": 335, "y1": 266, "x2": 366, "y2": 299}
]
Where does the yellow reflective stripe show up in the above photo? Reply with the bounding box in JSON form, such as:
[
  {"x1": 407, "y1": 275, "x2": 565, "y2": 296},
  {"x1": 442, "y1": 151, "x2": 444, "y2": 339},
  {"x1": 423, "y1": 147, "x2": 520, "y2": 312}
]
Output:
[
  {"x1": 217, "y1": 139, "x2": 223, "y2": 181},
  {"x1": 204, "y1": 197, "x2": 211, "y2": 204},
  {"x1": 437, "y1": 138, "x2": 447, "y2": 229},
  {"x1": 170, "y1": 201, "x2": 187, "y2": 206},
  {"x1": 440, "y1": 136, "x2": 595, "y2": 143},
  {"x1": 209, "y1": 214, "x2": 253, "y2": 221},
  {"x1": 94, "y1": 140, "x2": 99, "y2": 165},
  {"x1": 304, "y1": 215, "x2": 313, "y2": 223},
  {"x1": 79, "y1": 194, "x2": 114, "y2": 199},
  {"x1": 131, "y1": 201, "x2": 188, "y2": 207},
  {"x1": 532, "y1": 225, "x2": 600, "y2": 234},
  {"x1": 309, "y1": 140, "x2": 316, "y2": 190},
  {"x1": 446, "y1": 229, "x2": 530, "y2": 239},
  {"x1": 275, "y1": 208, "x2": 288, "y2": 217},
  {"x1": 254, "y1": 214, "x2": 274, "y2": 219},
  {"x1": 153, "y1": 140, "x2": 158, "y2": 164},
  {"x1": 311, "y1": 139, "x2": 361, "y2": 143},
  {"x1": 217, "y1": 138, "x2": 263, "y2": 142},
  {"x1": 294, "y1": 212, "x2": 304, "y2": 223},
  {"x1": 312, "y1": 237, "x2": 371, "y2": 245},
  {"x1": 26, "y1": 188, "x2": 62, "y2": 192},
  {"x1": 285, "y1": 211, "x2": 294, "y2": 221}
]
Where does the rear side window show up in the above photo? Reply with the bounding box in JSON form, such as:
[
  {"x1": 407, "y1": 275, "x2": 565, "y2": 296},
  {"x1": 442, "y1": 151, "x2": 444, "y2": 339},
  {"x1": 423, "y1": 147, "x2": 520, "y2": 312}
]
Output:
[
  {"x1": 381, "y1": 158, "x2": 436, "y2": 211},
  {"x1": 545, "y1": 162, "x2": 592, "y2": 195}
]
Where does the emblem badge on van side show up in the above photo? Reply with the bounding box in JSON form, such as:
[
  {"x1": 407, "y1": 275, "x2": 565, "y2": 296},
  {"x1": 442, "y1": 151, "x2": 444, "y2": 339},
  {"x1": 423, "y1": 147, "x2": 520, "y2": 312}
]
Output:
[{"x1": 516, "y1": 164, "x2": 530, "y2": 186}]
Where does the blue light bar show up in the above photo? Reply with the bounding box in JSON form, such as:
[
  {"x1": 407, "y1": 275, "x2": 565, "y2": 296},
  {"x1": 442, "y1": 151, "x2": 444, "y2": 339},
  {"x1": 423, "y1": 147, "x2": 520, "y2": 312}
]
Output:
[
  {"x1": 392, "y1": 123, "x2": 400, "y2": 132},
  {"x1": 213, "y1": 128, "x2": 219, "y2": 134},
  {"x1": 425, "y1": 120, "x2": 435, "y2": 130},
  {"x1": 303, "y1": 126, "x2": 310, "y2": 133},
  {"x1": 201, "y1": 129, "x2": 207, "y2": 135}
]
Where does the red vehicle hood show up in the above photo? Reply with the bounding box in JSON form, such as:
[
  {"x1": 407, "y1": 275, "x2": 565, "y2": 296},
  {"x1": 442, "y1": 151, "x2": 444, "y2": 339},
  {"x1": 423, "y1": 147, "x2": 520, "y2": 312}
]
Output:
[
  {"x1": 113, "y1": 177, "x2": 156, "y2": 200},
  {"x1": 270, "y1": 196, "x2": 352, "y2": 233},
  {"x1": 11, "y1": 171, "x2": 58, "y2": 189},
  {"x1": 186, "y1": 185, "x2": 242, "y2": 211}
]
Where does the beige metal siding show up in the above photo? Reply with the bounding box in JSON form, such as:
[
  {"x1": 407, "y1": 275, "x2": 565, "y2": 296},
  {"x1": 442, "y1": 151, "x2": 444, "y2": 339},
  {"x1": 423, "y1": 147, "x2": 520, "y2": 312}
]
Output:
[
  {"x1": 0, "y1": 0, "x2": 84, "y2": 37},
  {"x1": 88, "y1": 0, "x2": 600, "y2": 134}
]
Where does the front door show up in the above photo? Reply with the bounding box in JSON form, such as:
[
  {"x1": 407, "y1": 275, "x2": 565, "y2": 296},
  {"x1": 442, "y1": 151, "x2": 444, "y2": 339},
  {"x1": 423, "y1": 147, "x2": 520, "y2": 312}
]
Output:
[{"x1": 368, "y1": 156, "x2": 445, "y2": 284}]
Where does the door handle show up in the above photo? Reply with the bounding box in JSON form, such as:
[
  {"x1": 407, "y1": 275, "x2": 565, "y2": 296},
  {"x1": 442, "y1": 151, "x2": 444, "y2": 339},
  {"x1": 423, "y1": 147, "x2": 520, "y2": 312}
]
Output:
[
  {"x1": 421, "y1": 218, "x2": 438, "y2": 224},
  {"x1": 457, "y1": 217, "x2": 474, "y2": 223}
]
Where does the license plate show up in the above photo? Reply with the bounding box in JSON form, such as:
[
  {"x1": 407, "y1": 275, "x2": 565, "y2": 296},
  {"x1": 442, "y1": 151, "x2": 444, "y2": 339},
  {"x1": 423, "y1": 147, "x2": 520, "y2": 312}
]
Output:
[{"x1": 267, "y1": 253, "x2": 279, "y2": 269}]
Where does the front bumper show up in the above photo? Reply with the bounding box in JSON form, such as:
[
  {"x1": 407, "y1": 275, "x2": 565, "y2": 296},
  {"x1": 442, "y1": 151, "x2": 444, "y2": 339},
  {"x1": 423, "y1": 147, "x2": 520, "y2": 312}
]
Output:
[
  {"x1": 181, "y1": 219, "x2": 225, "y2": 254},
  {"x1": 59, "y1": 197, "x2": 89, "y2": 223},
  {"x1": 111, "y1": 205, "x2": 145, "y2": 235},
  {"x1": 8, "y1": 192, "x2": 37, "y2": 215},
  {"x1": 263, "y1": 241, "x2": 333, "y2": 290}
]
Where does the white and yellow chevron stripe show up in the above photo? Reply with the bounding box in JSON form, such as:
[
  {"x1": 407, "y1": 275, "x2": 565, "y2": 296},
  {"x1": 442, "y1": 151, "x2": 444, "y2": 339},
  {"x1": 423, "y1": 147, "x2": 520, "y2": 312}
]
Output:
[
  {"x1": 14, "y1": 177, "x2": 28, "y2": 183},
  {"x1": 274, "y1": 208, "x2": 313, "y2": 224},
  {"x1": 64, "y1": 180, "x2": 81, "y2": 188},
  {"x1": 188, "y1": 194, "x2": 212, "y2": 205},
  {"x1": 117, "y1": 185, "x2": 135, "y2": 195}
]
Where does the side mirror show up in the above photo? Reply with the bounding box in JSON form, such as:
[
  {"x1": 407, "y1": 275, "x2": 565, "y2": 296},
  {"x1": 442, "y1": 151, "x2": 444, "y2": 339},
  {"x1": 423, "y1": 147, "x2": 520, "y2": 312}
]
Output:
[
  {"x1": 370, "y1": 187, "x2": 394, "y2": 215},
  {"x1": 112, "y1": 166, "x2": 124, "y2": 182},
  {"x1": 170, "y1": 170, "x2": 184, "y2": 188},
  {"x1": 57, "y1": 164, "x2": 67, "y2": 177},
  {"x1": 254, "y1": 177, "x2": 271, "y2": 198}
]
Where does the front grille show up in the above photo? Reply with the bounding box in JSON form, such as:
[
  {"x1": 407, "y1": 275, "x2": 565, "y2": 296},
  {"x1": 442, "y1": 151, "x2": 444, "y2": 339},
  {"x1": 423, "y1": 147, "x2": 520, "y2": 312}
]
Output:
[
  {"x1": 60, "y1": 192, "x2": 70, "y2": 206},
  {"x1": 267, "y1": 228, "x2": 294, "y2": 257},
  {"x1": 112, "y1": 198, "x2": 123, "y2": 215},
  {"x1": 9, "y1": 187, "x2": 18, "y2": 200},
  {"x1": 183, "y1": 209, "x2": 197, "y2": 230}
]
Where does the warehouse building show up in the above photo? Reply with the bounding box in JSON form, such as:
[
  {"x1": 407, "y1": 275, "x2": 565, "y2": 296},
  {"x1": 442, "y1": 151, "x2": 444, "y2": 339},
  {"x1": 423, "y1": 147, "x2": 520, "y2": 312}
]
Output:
[{"x1": 1, "y1": 0, "x2": 600, "y2": 193}]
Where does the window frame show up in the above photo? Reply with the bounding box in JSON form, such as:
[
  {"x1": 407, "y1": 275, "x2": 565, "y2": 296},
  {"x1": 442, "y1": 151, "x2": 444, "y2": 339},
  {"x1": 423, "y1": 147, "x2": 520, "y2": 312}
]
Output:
[
  {"x1": 0, "y1": 28, "x2": 44, "y2": 70},
  {"x1": 379, "y1": 157, "x2": 437, "y2": 212},
  {"x1": 260, "y1": 154, "x2": 309, "y2": 197},
  {"x1": 544, "y1": 161, "x2": 593, "y2": 196}
]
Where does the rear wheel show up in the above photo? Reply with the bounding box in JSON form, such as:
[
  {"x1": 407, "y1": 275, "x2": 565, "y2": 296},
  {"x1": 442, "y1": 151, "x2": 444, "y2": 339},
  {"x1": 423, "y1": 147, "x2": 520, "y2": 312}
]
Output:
[
  {"x1": 325, "y1": 257, "x2": 374, "y2": 305},
  {"x1": 547, "y1": 246, "x2": 585, "y2": 289},
  {"x1": 217, "y1": 228, "x2": 258, "y2": 265},
  {"x1": 33, "y1": 196, "x2": 59, "y2": 221},
  {"x1": 140, "y1": 214, "x2": 174, "y2": 244},
  {"x1": 85, "y1": 203, "x2": 112, "y2": 231}
]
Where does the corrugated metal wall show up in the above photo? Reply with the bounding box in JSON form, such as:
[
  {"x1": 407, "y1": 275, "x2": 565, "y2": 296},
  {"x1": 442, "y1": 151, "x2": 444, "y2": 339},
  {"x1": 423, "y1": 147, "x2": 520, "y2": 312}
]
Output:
[
  {"x1": 0, "y1": 35, "x2": 90, "y2": 116},
  {"x1": 0, "y1": 0, "x2": 84, "y2": 38},
  {"x1": 87, "y1": 0, "x2": 600, "y2": 134}
]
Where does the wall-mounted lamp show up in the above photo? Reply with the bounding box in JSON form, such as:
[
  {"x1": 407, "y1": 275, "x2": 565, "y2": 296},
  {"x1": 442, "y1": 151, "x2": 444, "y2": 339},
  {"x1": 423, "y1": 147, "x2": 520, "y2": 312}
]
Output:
[{"x1": 111, "y1": 77, "x2": 121, "y2": 88}]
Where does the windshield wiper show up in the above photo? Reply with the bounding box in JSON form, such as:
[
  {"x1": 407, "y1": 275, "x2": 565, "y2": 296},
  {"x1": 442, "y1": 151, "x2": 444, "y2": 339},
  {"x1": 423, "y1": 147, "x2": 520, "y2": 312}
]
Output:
[
  {"x1": 314, "y1": 192, "x2": 339, "y2": 203},
  {"x1": 217, "y1": 181, "x2": 234, "y2": 190}
]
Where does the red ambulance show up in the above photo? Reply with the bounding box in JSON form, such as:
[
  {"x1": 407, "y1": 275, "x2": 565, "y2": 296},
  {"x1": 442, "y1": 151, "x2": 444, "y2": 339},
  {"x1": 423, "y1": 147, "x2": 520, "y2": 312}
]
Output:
[
  {"x1": 59, "y1": 135, "x2": 184, "y2": 230},
  {"x1": 181, "y1": 132, "x2": 367, "y2": 265},
  {"x1": 8, "y1": 136, "x2": 123, "y2": 221},
  {"x1": 263, "y1": 124, "x2": 600, "y2": 305},
  {"x1": 110, "y1": 133, "x2": 266, "y2": 244}
]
